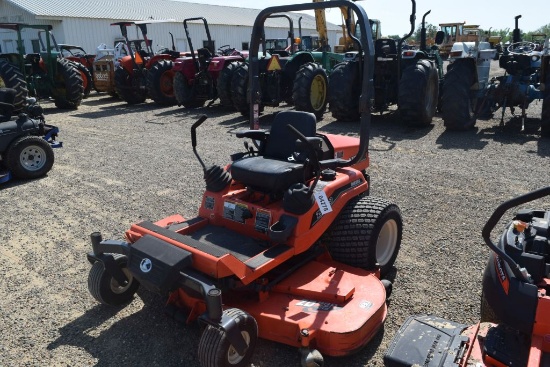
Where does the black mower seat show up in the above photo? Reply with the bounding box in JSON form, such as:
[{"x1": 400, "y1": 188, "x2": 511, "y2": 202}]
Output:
[
  {"x1": 0, "y1": 88, "x2": 16, "y2": 121},
  {"x1": 231, "y1": 111, "x2": 317, "y2": 193}
]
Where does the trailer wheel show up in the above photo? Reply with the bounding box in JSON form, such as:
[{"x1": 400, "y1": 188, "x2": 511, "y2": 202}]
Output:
[
  {"x1": 328, "y1": 61, "x2": 360, "y2": 122},
  {"x1": 398, "y1": 59, "x2": 438, "y2": 126},
  {"x1": 6, "y1": 135, "x2": 54, "y2": 179},
  {"x1": 441, "y1": 60, "x2": 476, "y2": 130},
  {"x1": 480, "y1": 291, "x2": 500, "y2": 324},
  {"x1": 218, "y1": 61, "x2": 242, "y2": 109},
  {"x1": 71, "y1": 61, "x2": 92, "y2": 98},
  {"x1": 198, "y1": 308, "x2": 258, "y2": 367},
  {"x1": 0, "y1": 59, "x2": 28, "y2": 113},
  {"x1": 173, "y1": 71, "x2": 206, "y2": 108},
  {"x1": 323, "y1": 196, "x2": 402, "y2": 277},
  {"x1": 292, "y1": 62, "x2": 328, "y2": 119},
  {"x1": 147, "y1": 59, "x2": 176, "y2": 106},
  {"x1": 114, "y1": 67, "x2": 147, "y2": 104},
  {"x1": 230, "y1": 63, "x2": 250, "y2": 115},
  {"x1": 52, "y1": 58, "x2": 83, "y2": 109},
  {"x1": 88, "y1": 254, "x2": 139, "y2": 306},
  {"x1": 541, "y1": 74, "x2": 550, "y2": 138}
]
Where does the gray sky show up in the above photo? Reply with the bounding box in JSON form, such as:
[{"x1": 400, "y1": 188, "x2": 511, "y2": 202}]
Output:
[{"x1": 183, "y1": 0, "x2": 549, "y2": 36}]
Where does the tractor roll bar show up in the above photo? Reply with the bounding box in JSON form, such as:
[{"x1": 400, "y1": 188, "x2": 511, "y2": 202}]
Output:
[
  {"x1": 482, "y1": 186, "x2": 550, "y2": 283},
  {"x1": 248, "y1": 1, "x2": 374, "y2": 169}
]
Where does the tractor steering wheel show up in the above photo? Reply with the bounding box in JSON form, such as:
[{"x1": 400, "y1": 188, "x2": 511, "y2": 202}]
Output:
[
  {"x1": 218, "y1": 44, "x2": 233, "y2": 56},
  {"x1": 507, "y1": 41, "x2": 536, "y2": 55}
]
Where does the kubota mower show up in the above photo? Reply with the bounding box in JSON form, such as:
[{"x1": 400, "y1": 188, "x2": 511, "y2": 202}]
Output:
[
  {"x1": 86, "y1": 2, "x2": 401, "y2": 367},
  {"x1": 384, "y1": 186, "x2": 550, "y2": 367}
]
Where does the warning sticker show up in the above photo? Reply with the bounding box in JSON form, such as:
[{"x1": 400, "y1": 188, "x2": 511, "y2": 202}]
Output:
[
  {"x1": 254, "y1": 210, "x2": 271, "y2": 233},
  {"x1": 223, "y1": 201, "x2": 249, "y2": 223}
]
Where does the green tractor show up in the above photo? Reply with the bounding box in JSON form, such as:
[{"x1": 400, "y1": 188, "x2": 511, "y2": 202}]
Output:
[{"x1": 0, "y1": 23, "x2": 83, "y2": 112}]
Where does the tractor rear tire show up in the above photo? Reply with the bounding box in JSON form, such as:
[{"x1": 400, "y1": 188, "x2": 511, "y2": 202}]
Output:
[
  {"x1": 541, "y1": 74, "x2": 550, "y2": 137},
  {"x1": 88, "y1": 254, "x2": 140, "y2": 306},
  {"x1": 398, "y1": 59, "x2": 438, "y2": 126},
  {"x1": 328, "y1": 61, "x2": 360, "y2": 122},
  {"x1": 198, "y1": 308, "x2": 258, "y2": 367},
  {"x1": 71, "y1": 61, "x2": 92, "y2": 98},
  {"x1": 6, "y1": 135, "x2": 54, "y2": 179},
  {"x1": 0, "y1": 59, "x2": 28, "y2": 113},
  {"x1": 441, "y1": 61, "x2": 476, "y2": 130},
  {"x1": 52, "y1": 58, "x2": 83, "y2": 109},
  {"x1": 218, "y1": 61, "x2": 242, "y2": 109},
  {"x1": 292, "y1": 62, "x2": 328, "y2": 120},
  {"x1": 114, "y1": 67, "x2": 147, "y2": 105},
  {"x1": 323, "y1": 196, "x2": 403, "y2": 277},
  {"x1": 147, "y1": 59, "x2": 176, "y2": 106},
  {"x1": 231, "y1": 62, "x2": 250, "y2": 115},
  {"x1": 173, "y1": 71, "x2": 206, "y2": 108}
]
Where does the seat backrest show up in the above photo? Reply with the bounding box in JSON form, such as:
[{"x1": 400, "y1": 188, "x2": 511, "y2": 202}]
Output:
[
  {"x1": 375, "y1": 38, "x2": 397, "y2": 57},
  {"x1": 0, "y1": 88, "x2": 16, "y2": 120},
  {"x1": 264, "y1": 111, "x2": 316, "y2": 161}
]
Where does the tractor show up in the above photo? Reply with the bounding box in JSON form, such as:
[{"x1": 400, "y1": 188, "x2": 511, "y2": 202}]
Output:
[
  {"x1": 0, "y1": 88, "x2": 61, "y2": 183},
  {"x1": 328, "y1": 0, "x2": 443, "y2": 126},
  {"x1": 440, "y1": 25, "x2": 497, "y2": 130},
  {"x1": 112, "y1": 20, "x2": 188, "y2": 105},
  {"x1": 85, "y1": 2, "x2": 403, "y2": 367},
  {"x1": 481, "y1": 15, "x2": 550, "y2": 136},
  {"x1": 171, "y1": 17, "x2": 246, "y2": 109},
  {"x1": 0, "y1": 23, "x2": 83, "y2": 111}
]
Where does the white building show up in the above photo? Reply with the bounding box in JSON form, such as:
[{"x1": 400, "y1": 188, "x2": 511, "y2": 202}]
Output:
[{"x1": 0, "y1": 0, "x2": 341, "y2": 55}]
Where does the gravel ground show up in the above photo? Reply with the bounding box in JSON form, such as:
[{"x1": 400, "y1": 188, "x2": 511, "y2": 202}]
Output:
[{"x1": 1, "y1": 60, "x2": 549, "y2": 367}]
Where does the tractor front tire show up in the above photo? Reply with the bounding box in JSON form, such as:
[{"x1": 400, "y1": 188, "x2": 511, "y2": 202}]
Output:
[
  {"x1": 173, "y1": 71, "x2": 206, "y2": 108},
  {"x1": 292, "y1": 62, "x2": 328, "y2": 120},
  {"x1": 114, "y1": 67, "x2": 147, "y2": 105},
  {"x1": 198, "y1": 308, "x2": 258, "y2": 367},
  {"x1": 71, "y1": 61, "x2": 92, "y2": 98},
  {"x1": 328, "y1": 61, "x2": 360, "y2": 122},
  {"x1": 218, "y1": 61, "x2": 242, "y2": 109},
  {"x1": 441, "y1": 61, "x2": 476, "y2": 130},
  {"x1": 541, "y1": 74, "x2": 550, "y2": 137},
  {"x1": 52, "y1": 58, "x2": 83, "y2": 109},
  {"x1": 147, "y1": 59, "x2": 176, "y2": 106},
  {"x1": 398, "y1": 59, "x2": 439, "y2": 126},
  {"x1": 88, "y1": 254, "x2": 140, "y2": 306},
  {"x1": 0, "y1": 59, "x2": 28, "y2": 113},
  {"x1": 230, "y1": 62, "x2": 250, "y2": 115},
  {"x1": 6, "y1": 136, "x2": 54, "y2": 179},
  {"x1": 323, "y1": 196, "x2": 402, "y2": 277}
]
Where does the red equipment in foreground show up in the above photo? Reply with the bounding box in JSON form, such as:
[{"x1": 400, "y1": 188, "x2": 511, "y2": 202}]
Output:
[
  {"x1": 86, "y1": 3, "x2": 401, "y2": 367},
  {"x1": 384, "y1": 186, "x2": 550, "y2": 367}
]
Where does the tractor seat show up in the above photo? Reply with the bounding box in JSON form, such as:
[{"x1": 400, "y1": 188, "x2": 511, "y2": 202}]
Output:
[
  {"x1": 375, "y1": 38, "x2": 397, "y2": 58},
  {"x1": 230, "y1": 111, "x2": 317, "y2": 194}
]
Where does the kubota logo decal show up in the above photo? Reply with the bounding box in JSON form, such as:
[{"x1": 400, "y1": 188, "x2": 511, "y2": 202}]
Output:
[
  {"x1": 140, "y1": 258, "x2": 153, "y2": 273},
  {"x1": 494, "y1": 256, "x2": 509, "y2": 295}
]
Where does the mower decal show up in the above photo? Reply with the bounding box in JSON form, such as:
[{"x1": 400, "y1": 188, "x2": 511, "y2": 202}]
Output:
[
  {"x1": 296, "y1": 299, "x2": 342, "y2": 313},
  {"x1": 314, "y1": 191, "x2": 333, "y2": 214},
  {"x1": 359, "y1": 300, "x2": 373, "y2": 310},
  {"x1": 204, "y1": 196, "x2": 215, "y2": 210},
  {"x1": 494, "y1": 255, "x2": 510, "y2": 295},
  {"x1": 254, "y1": 210, "x2": 271, "y2": 233},
  {"x1": 223, "y1": 201, "x2": 248, "y2": 223},
  {"x1": 140, "y1": 258, "x2": 153, "y2": 273},
  {"x1": 310, "y1": 180, "x2": 362, "y2": 228}
]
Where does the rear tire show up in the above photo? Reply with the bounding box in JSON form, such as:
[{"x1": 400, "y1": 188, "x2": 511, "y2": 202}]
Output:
[
  {"x1": 292, "y1": 62, "x2": 328, "y2": 120},
  {"x1": 114, "y1": 67, "x2": 147, "y2": 104},
  {"x1": 147, "y1": 59, "x2": 176, "y2": 106},
  {"x1": 328, "y1": 61, "x2": 360, "y2": 122},
  {"x1": 0, "y1": 60, "x2": 28, "y2": 113},
  {"x1": 541, "y1": 74, "x2": 550, "y2": 137},
  {"x1": 231, "y1": 62, "x2": 250, "y2": 114},
  {"x1": 173, "y1": 71, "x2": 206, "y2": 108},
  {"x1": 71, "y1": 61, "x2": 92, "y2": 98},
  {"x1": 398, "y1": 59, "x2": 438, "y2": 126},
  {"x1": 88, "y1": 254, "x2": 140, "y2": 306},
  {"x1": 441, "y1": 61, "x2": 476, "y2": 130},
  {"x1": 198, "y1": 308, "x2": 258, "y2": 367},
  {"x1": 323, "y1": 196, "x2": 403, "y2": 277},
  {"x1": 6, "y1": 135, "x2": 54, "y2": 179},
  {"x1": 52, "y1": 58, "x2": 83, "y2": 109},
  {"x1": 218, "y1": 61, "x2": 242, "y2": 109}
]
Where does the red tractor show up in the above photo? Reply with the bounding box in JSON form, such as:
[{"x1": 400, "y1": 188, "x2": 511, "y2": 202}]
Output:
[
  {"x1": 112, "y1": 20, "x2": 188, "y2": 105},
  {"x1": 172, "y1": 17, "x2": 246, "y2": 108}
]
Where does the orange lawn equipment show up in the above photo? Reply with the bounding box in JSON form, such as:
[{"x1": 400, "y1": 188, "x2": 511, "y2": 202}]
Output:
[{"x1": 85, "y1": 2, "x2": 402, "y2": 367}]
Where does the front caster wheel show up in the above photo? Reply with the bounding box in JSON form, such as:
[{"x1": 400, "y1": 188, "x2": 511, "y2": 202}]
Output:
[
  {"x1": 88, "y1": 254, "x2": 140, "y2": 306},
  {"x1": 198, "y1": 308, "x2": 258, "y2": 367},
  {"x1": 300, "y1": 348, "x2": 324, "y2": 367}
]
